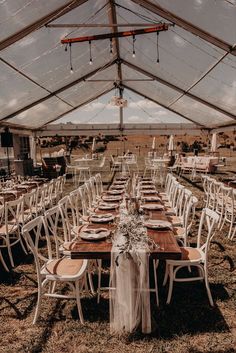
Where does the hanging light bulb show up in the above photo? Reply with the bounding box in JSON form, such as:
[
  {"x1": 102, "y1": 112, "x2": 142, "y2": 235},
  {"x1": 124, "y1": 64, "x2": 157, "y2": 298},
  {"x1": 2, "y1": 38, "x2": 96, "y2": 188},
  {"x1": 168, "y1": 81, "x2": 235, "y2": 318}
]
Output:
[
  {"x1": 156, "y1": 31, "x2": 160, "y2": 63},
  {"x1": 132, "y1": 34, "x2": 136, "y2": 58},
  {"x1": 110, "y1": 38, "x2": 113, "y2": 55},
  {"x1": 69, "y1": 43, "x2": 74, "y2": 73},
  {"x1": 89, "y1": 40, "x2": 93, "y2": 65}
]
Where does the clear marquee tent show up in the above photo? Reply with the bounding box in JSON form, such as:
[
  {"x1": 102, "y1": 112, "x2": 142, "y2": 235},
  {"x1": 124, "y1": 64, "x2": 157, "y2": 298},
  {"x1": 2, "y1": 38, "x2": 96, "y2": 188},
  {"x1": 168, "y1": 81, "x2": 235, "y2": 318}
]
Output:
[{"x1": 0, "y1": 0, "x2": 236, "y2": 137}]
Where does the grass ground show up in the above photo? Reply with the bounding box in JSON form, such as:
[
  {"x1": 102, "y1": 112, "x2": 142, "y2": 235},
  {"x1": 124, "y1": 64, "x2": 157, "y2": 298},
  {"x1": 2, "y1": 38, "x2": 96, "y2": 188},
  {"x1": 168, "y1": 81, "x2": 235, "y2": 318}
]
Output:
[{"x1": 0, "y1": 166, "x2": 235, "y2": 353}]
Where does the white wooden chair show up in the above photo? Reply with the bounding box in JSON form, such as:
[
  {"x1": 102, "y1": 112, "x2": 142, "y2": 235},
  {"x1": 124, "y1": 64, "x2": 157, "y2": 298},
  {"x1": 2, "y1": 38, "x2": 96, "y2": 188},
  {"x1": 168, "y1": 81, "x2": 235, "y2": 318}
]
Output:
[
  {"x1": 22, "y1": 216, "x2": 88, "y2": 324},
  {"x1": 0, "y1": 197, "x2": 27, "y2": 267},
  {"x1": 163, "y1": 208, "x2": 219, "y2": 306},
  {"x1": 0, "y1": 205, "x2": 9, "y2": 271}
]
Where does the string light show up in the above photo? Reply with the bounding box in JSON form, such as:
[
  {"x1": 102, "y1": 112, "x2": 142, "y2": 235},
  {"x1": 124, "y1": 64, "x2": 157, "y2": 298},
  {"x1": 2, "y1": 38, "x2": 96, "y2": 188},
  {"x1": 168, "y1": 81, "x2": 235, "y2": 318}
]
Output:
[
  {"x1": 132, "y1": 34, "x2": 136, "y2": 58},
  {"x1": 69, "y1": 43, "x2": 73, "y2": 73},
  {"x1": 89, "y1": 40, "x2": 93, "y2": 65},
  {"x1": 110, "y1": 38, "x2": 113, "y2": 55},
  {"x1": 156, "y1": 31, "x2": 159, "y2": 63}
]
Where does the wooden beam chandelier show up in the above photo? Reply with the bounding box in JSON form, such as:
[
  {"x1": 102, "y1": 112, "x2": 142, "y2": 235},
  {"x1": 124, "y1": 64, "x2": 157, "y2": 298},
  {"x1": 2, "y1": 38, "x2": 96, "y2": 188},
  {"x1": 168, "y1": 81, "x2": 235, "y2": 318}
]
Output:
[{"x1": 61, "y1": 23, "x2": 173, "y2": 73}]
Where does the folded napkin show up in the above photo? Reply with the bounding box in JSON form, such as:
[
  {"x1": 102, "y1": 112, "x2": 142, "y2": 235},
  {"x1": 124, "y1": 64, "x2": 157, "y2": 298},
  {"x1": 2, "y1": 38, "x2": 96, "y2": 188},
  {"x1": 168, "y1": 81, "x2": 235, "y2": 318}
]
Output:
[
  {"x1": 144, "y1": 220, "x2": 172, "y2": 230},
  {"x1": 141, "y1": 196, "x2": 161, "y2": 202},
  {"x1": 80, "y1": 227, "x2": 110, "y2": 240},
  {"x1": 99, "y1": 202, "x2": 118, "y2": 209},
  {"x1": 82, "y1": 228, "x2": 108, "y2": 234},
  {"x1": 108, "y1": 190, "x2": 124, "y2": 195},
  {"x1": 141, "y1": 204, "x2": 164, "y2": 211},
  {"x1": 90, "y1": 213, "x2": 113, "y2": 219}
]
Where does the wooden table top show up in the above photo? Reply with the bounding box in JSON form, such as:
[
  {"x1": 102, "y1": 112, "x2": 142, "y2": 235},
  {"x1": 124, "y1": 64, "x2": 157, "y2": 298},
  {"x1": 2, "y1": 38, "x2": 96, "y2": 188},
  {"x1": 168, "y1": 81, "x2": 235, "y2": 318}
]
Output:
[{"x1": 69, "y1": 193, "x2": 181, "y2": 261}]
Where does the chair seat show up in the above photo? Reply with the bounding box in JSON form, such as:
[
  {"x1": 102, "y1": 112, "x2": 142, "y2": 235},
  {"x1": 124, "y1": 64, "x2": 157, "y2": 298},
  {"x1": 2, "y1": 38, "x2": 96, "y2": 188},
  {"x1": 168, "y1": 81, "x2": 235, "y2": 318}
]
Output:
[
  {"x1": 0, "y1": 224, "x2": 18, "y2": 234},
  {"x1": 180, "y1": 247, "x2": 202, "y2": 261},
  {"x1": 173, "y1": 226, "x2": 185, "y2": 237},
  {"x1": 165, "y1": 207, "x2": 176, "y2": 215},
  {"x1": 169, "y1": 215, "x2": 183, "y2": 226},
  {"x1": 43, "y1": 257, "x2": 84, "y2": 278}
]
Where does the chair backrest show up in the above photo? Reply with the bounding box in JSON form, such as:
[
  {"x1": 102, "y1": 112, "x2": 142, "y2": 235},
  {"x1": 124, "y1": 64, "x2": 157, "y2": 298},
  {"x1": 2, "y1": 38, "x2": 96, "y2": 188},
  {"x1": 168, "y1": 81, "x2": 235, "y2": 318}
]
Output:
[
  {"x1": 169, "y1": 180, "x2": 179, "y2": 207},
  {"x1": 44, "y1": 205, "x2": 65, "y2": 257},
  {"x1": 94, "y1": 173, "x2": 103, "y2": 196},
  {"x1": 69, "y1": 188, "x2": 82, "y2": 228},
  {"x1": 84, "y1": 181, "x2": 94, "y2": 209},
  {"x1": 78, "y1": 185, "x2": 90, "y2": 216},
  {"x1": 58, "y1": 196, "x2": 72, "y2": 242},
  {"x1": 88, "y1": 176, "x2": 97, "y2": 204},
  {"x1": 5, "y1": 197, "x2": 24, "y2": 234},
  {"x1": 0, "y1": 205, "x2": 4, "y2": 225},
  {"x1": 98, "y1": 157, "x2": 106, "y2": 168},
  {"x1": 184, "y1": 194, "x2": 198, "y2": 229},
  {"x1": 224, "y1": 187, "x2": 236, "y2": 214},
  {"x1": 22, "y1": 216, "x2": 48, "y2": 284},
  {"x1": 22, "y1": 190, "x2": 36, "y2": 222},
  {"x1": 197, "y1": 208, "x2": 220, "y2": 259},
  {"x1": 174, "y1": 184, "x2": 185, "y2": 216}
]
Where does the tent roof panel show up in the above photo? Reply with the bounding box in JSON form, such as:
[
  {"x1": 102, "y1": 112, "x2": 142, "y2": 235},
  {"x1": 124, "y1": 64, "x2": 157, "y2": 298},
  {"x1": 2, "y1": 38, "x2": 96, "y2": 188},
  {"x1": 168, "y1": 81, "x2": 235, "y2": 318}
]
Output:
[
  {"x1": 0, "y1": 0, "x2": 70, "y2": 42},
  {"x1": 171, "y1": 95, "x2": 235, "y2": 128},
  {"x1": 0, "y1": 59, "x2": 48, "y2": 120},
  {"x1": 150, "y1": 0, "x2": 236, "y2": 45},
  {"x1": 6, "y1": 97, "x2": 71, "y2": 129}
]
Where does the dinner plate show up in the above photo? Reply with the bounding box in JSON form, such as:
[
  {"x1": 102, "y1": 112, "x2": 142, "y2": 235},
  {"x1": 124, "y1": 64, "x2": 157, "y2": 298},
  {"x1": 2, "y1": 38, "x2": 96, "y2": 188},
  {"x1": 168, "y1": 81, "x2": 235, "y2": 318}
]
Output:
[
  {"x1": 144, "y1": 220, "x2": 172, "y2": 230},
  {"x1": 80, "y1": 228, "x2": 110, "y2": 240},
  {"x1": 90, "y1": 213, "x2": 114, "y2": 223},
  {"x1": 102, "y1": 195, "x2": 122, "y2": 202},
  {"x1": 141, "y1": 190, "x2": 157, "y2": 194},
  {"x1": 141, "y1": 204, "x2": 164, "y2": 211},
  {"x1": 110, "y1": 185, "x2": 125, "y2": 190},
  {"x1": 113, "y1": 181, "x2": 127, "y2": 185},
  {"x1": 98, "y1": 203, "x2": 118, "y2": 210},
  {"x1": 116, "y1": 176, "x2": 129, "y2": 181},
  {"x1": 140, "y1": 181, "x2": 154, "y2": 185},
  {"x1": 139, "y1": 185, "x2": 155, "y2": 189},
  {"x1": 107, "y1": 189, "x2": 124, "y2": 195},
  {"x1": 141, "y1": 196, "x2": 161, "y2": 202}
]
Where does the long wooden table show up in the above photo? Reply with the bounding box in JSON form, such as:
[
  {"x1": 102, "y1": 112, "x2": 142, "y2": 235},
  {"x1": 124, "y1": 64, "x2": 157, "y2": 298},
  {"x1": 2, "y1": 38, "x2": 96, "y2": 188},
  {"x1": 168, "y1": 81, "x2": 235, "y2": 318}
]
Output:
[{"x1": 68, "y1": 198, "x2": 181, "y2": 261}]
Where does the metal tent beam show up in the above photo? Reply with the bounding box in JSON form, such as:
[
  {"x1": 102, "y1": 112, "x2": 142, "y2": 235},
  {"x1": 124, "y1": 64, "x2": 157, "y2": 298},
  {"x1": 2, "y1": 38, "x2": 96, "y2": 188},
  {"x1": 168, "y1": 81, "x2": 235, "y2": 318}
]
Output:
[
  {"x1": 122, "y1": 84, "x2": 207, "y2": 128},
  {"x1": 0, "y1": 0, "x2": 88, "y2": 51},
  {"x1": 131, "y1": 0, "x2": 236, "y2": 55},
  {"x1": 0, "y1": 59, "x2": 117, "y2": 124},
  {"x1": 108, "y1": 0, "x2": 124, "y2": 131},
  {"x1": 122, "y1": 60, "x2": 236, "y2": 121}
]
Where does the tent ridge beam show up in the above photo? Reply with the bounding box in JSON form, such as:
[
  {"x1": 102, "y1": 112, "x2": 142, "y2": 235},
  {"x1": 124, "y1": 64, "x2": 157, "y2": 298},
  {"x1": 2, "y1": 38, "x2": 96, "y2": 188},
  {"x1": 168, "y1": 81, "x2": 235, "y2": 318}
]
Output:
[
  {"x1": 108, "y1": 0, "x2": 123, "y2": 131},
  {"x1": 122, "y1": 60, "x2": 236, "y2": 121},
  {"x1": 123, "y1": 83, "x2": 207, "y2": 128},
  {"x1": 131, "y1": 0, "x2": 236, "y2": 56},
  {"x1": 0, "y1": 0, "x2": 89, "y2": 51},
  {"x1": 0, "y1": 59, "x2": 117, "y2": 124}
]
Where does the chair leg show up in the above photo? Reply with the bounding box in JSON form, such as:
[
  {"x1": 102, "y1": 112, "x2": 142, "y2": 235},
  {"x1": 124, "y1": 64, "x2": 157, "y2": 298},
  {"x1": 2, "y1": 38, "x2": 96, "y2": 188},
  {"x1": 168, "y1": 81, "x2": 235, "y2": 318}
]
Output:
[
  {"x1": 75, "y1": 280, "x2": 84, "y2": 324},
  {"x1": 166, "y1": 265, "x2": 174, "y2": 304},
  {"x1": 163, "y1": 261, "x2": 169, "y2": 286},
  {"x1": 153, "y1": 260, "x2": 159, "y2": 307},
  {"x1": 97, "y1": 259, "x2": 102, "y2": 304},
  {"x1": 227, "y1": 219, "x2": 234, "y2": 239},
  {"x1": 230, "y1": 226, "x2": 236, "y2": 240},
  {"x1": 33, "y1": 286, "x2": 43, "y2": 324},
  {"x1": 204, "y1": 270, "x2": 214, "y2": 307},
  {"x1": 0, "y1": 251, "x2": 9, "y2": 272},
  {"x1": 7, "y1": 240, "x2": 14, "y2": 268},
  {"x1": 20, "y1": 237, "x2": 28, "y2": 254},
  {"x1": 87, "y1": 264, "x2": 95, "y2": 295}
]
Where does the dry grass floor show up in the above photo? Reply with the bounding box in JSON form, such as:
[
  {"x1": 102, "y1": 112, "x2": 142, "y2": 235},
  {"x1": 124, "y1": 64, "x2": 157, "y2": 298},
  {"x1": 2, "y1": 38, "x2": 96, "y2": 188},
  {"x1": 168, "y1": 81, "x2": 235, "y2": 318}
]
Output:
[{"x1": 0, "y1": 171, "x2": 235, "y2": 353}]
